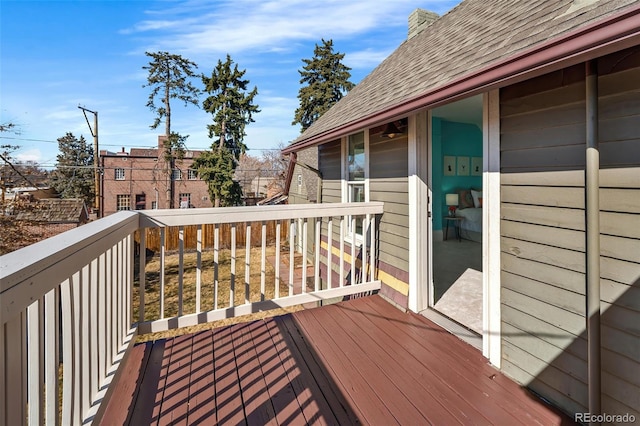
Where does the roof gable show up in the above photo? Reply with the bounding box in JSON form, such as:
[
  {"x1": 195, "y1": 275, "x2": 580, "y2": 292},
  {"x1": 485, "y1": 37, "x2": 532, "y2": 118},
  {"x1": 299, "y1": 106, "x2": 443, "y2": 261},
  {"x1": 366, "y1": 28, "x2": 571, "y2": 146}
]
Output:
[
  {"x1": 290, "y1": 0, "x2": 638, "y2": 149},
  {"x1": 15, "y1": 199, "x2": 88, "y2": 223}
]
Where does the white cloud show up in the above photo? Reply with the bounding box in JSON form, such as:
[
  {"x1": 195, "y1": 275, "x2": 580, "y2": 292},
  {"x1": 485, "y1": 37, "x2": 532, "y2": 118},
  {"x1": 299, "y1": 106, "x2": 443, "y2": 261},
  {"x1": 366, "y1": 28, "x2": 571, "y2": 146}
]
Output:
[
  {"x1": 124, "y1": 0, "x2": 455, "y2": 57},
  {"x1": 15, "y1": 148, "x2": 43, "y2": 163},
  {"x1": 346, "y1": 48, "x2": 397, "y2": 69}
]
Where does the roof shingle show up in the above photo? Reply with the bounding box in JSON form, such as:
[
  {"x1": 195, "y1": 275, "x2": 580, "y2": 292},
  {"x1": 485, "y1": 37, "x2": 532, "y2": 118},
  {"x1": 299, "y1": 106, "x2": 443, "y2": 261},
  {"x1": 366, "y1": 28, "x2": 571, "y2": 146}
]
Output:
[{"x1": 291, "y1": 0, "x2": 637, "y2": 147}]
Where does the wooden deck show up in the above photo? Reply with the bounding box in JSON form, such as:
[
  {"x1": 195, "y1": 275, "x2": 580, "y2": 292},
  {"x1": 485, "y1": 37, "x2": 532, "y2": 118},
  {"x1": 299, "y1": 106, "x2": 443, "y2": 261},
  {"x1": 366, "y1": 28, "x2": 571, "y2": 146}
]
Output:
[{"x1": 99, "y1": 296, "x2": 574, "y2": 425}]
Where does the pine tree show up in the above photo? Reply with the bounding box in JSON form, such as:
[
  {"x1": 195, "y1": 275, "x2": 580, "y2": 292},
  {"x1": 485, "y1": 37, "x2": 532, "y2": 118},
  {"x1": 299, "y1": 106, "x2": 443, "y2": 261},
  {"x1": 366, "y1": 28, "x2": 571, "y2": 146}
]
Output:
[
  {"x1": 197, "y1": 54, "x2": 260, "y2": 207},
  {"x1": 293, "y1": 39, "x2": 354, "y2": 132},
  {"x1": 49, "y1": 132, "x2": 94, "y2": 206},
  {"x1": 193, "y1": 149, "x2": 243, "y2": 207},
  {"x1": 143, "y1": 51, "x2": 200, "y2": 208}
]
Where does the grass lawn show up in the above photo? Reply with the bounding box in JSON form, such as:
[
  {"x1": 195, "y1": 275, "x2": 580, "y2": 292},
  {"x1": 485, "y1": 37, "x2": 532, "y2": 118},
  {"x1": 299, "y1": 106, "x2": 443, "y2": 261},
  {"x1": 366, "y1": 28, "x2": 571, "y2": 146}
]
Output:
[{"x1": 133, "y1": 245, "x2": 305, "y2": 342}]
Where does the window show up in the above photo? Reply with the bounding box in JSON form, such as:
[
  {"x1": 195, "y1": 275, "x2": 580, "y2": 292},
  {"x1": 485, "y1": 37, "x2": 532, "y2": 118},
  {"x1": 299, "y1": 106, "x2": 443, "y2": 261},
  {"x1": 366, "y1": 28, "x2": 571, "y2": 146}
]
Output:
[
  {"x1": 116, "y1": 194, "x2": 131, "y2": 211},
  {"x1": 172, "y1": 169, "x2": 182, "y2": 181},
  {"x1": 115, "y1": 168, "x2": 125, "y2": 180},
  {"x1": 135, "y1": 194, "x2": 146, "y2": 210},
  {"x1": 297, "y1": 174, "x2": 303, "y2": 193},
  {"x1": 346, "y1": 131, "x2": 367, "y2": 237},
  {"x1": 179, "y1": 193, "x2": 191, "y2": 209},
  {"x1": 188, "y1": 168, "x2": 198, "y2": 180},
  {"x1": 151, "y1": 201, "x2": 158, "y2": 210}
]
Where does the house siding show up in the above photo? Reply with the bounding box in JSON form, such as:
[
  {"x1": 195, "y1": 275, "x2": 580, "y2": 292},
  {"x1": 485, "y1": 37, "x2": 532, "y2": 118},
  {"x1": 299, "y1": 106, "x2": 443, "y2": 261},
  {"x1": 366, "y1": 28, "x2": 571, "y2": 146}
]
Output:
[
  {"x1": 499, "y1": 52, "x2": 640, "y2": 418},
  {"x1": 317, "y1": 136, "x2": 410, "y2": 306},
  {"x1": 369, "y1": 133, "x2": 410, "y2": 279}
]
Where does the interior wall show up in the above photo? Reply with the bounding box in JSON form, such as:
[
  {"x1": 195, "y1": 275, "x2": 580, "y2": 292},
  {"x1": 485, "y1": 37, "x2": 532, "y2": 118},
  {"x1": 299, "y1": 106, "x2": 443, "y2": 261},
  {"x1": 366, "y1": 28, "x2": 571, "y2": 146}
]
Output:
[{"x1": 431, "y1": 117, "x2": 483, "y2": 230}]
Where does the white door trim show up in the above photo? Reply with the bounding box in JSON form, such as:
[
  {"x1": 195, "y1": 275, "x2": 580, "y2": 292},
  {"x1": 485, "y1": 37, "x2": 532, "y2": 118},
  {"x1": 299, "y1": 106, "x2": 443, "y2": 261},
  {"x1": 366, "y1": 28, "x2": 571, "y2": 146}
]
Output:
[
  {"x1": 482, "y1": 89, "x2": 501, "y2": 367},
  {"x1": 408, "y1": 111, "x2": 430, "y2": 313}
]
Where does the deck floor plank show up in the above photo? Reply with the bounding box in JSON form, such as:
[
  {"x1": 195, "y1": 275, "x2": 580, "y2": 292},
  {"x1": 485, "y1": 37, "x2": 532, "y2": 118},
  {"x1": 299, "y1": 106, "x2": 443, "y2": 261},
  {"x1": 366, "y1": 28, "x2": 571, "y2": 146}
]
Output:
[
  {"x1": 212, "y1": 325, "x2": 247, "y2": 426},
  {"x1": 157, "y1": 333, "x2": 194, "y2": 425},
  {"x1": 101, "y1": 295, "x2": 575, "y2": 425},
  {"x1": 323, "y1": 300, "x2": 482, "y2": 425},
  {"x1": 360, "y1": 296, "x2": 566, "y2": 425},
  {"x1": 276, "y1": 315, "x2": 360, "y2": 425},
  {"x1": 298, "y1": 305, "x2": 439, "y2": 425},
  {"x1": 232, "y1": 322, "x2": 278, "y2": 425},
  {"x1": 128, "y1": 339, "x2": 168, "y2": 425},
  {"x1": 150, "y1": 335, "x2": 176, "y2": 424},
  {"x1": 293, "y1": 306, "x2": 403, "y2": 425},
  {"x1": 186, "y1": 330, "x2": 216, "y2": 425},
  {"x1": 247, "y1": 319, "x2": 307, "y2": 425}
]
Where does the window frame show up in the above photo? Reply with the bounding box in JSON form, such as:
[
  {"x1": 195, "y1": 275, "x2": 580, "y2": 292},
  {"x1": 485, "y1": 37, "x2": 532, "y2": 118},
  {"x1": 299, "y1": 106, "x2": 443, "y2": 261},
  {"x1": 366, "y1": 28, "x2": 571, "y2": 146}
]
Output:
[
  {"x1": 116, "y1": 194, "x2": 131, "y2": 211},
  {"x1": 115, "y1": 168, "x2": 125, "y2": 181},
  {"x1": 341, "y1": 130, "x2": 369, "y2": 242},
  {"x1": 188, "y1": 168, "x2": 198, "y2": 180},
  {"x1": 179, "y1": 193, "x2": 191, "y2": 208}
]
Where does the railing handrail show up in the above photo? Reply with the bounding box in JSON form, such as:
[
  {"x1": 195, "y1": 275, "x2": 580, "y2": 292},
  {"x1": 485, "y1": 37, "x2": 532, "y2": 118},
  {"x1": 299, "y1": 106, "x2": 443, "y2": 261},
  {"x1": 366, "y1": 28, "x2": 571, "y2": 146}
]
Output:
[
  {"x1": 138, "y1": 202, "x2": 385, "y2": 228},
  {"x1": 0, "y1": 211, "x2": 139, "y2": 325}
]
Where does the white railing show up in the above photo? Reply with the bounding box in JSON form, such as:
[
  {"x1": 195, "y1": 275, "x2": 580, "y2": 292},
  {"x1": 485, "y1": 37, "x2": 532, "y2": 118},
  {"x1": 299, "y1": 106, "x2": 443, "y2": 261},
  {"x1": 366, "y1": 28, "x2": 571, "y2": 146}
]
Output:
[
  {"x1": 0, "y1": 202, "x2": 383, "y2": 425},
  {"x1": 0, "y1": 211, "x2": 138, "y2": 425},
  {"x1": 136, "y1": 202, "x2": 383, "y2": 333}
]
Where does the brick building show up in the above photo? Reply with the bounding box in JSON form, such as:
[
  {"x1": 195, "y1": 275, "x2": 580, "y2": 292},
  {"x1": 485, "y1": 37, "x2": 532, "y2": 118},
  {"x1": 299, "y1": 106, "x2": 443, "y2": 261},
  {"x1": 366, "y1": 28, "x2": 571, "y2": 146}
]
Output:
[{"x1": 100, "y1": 136, "x2": 212, "y2": 217}]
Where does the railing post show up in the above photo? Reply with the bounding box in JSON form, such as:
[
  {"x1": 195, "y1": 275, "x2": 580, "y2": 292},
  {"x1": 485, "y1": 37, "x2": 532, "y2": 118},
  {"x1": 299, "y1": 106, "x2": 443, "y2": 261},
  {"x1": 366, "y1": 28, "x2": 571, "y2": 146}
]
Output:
[
  {"x1": 289, "y1": 220, "x2": 295, "y2": 296},
  {"x1": 178, "y1": 226, "x2": 184, "y2": 317},
  {"x1": 196, "y1": 225, "x2": 202, "y2": 313},
  {"x1": 160, "y1": 228, "x2": 166, "y2": 319},
  {"x1": 275, "y1": 221, "x2": 281, "y2": 299},
  {"x1": 315, "y1": 218, "x2": 321, "y2": 292},
  {"x1": 214, "y1": 224, "x2": 219, "y2": 310},
  {"x1": 261, "y1": 221, "x2": 267, "y2": 302},
  {"x1": 302, "y1": 219, "x2": 308, "y2": 293},
  {"x1": 245, "y1": 223, "x2": 251, "y2": 304},
  {"x1": 139, "y1": 229, "x2": 146, "y2": 323}
]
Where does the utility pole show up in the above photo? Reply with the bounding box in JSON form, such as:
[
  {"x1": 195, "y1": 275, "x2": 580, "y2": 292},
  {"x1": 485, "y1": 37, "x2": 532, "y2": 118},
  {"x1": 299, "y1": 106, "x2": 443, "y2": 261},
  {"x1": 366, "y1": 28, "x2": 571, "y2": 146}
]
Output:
[{"x1": 78, "y1": 106, "x2": 100, "y2": 217}]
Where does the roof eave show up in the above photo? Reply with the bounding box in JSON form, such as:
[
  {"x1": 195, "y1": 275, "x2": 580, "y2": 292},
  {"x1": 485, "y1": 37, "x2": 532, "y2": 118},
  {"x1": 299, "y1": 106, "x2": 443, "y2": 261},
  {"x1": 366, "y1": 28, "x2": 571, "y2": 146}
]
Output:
[{"x1": 282, "y1": 3, "x2": 640, "y2": 154}]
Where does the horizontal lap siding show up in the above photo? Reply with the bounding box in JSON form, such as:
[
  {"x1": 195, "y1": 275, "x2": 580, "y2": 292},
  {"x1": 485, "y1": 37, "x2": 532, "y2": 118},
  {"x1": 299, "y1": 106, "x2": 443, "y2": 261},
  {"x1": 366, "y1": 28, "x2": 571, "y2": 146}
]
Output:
[
  {"x1": 597, "y1": 64, "x2": 640, "y2": 417},
  {"x1": 500, "y1": 57, "x2": 640, "y2": 419},
  {"x1": 370, "y1": 136, "x2": 410, "y2": 304},
  {"x1": 500, "y1": 67, "x2": 589, "y2": 414}
]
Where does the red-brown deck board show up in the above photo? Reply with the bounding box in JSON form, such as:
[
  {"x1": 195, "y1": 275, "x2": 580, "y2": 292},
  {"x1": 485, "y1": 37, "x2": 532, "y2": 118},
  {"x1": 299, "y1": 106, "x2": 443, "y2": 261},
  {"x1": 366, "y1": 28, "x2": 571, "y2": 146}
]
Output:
[{"x1": 99, "y1": 295, "x2": 575, "y2": 425}]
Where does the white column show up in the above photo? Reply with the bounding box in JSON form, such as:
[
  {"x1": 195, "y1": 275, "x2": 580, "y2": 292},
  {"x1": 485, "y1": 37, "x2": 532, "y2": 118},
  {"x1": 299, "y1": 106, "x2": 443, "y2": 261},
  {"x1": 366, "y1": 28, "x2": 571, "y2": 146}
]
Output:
[
  {"x1": 483, "y1": 89, "x2": 501, "y2": 367},
  {"x1": 408, "y1": 111, "x2": 430, "y2": 313}
]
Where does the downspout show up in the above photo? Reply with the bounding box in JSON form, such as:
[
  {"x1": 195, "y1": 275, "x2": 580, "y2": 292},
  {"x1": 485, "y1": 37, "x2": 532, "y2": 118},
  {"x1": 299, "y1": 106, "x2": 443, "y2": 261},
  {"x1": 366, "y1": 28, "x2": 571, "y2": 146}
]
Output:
[{"x1": 585, "y1": 60, "x2": 601, "y2": 418}]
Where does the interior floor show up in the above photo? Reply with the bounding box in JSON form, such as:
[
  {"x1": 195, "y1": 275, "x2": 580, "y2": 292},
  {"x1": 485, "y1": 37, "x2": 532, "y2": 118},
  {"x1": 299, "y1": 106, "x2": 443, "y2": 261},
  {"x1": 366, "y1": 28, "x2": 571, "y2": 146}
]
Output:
[{"x1": 432, "y1": 238, "x2": 482, "y2": 334}]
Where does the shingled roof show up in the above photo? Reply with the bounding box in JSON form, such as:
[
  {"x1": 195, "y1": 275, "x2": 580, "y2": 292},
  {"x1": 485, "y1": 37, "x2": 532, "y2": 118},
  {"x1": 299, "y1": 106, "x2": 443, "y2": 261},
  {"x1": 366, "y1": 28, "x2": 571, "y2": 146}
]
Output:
[
  {"x1": 15, "y1": 199, "x2": 89, "y2": 224},
  {"x1": 285, "y1": 0, "x2": 639, "y2": 152}
]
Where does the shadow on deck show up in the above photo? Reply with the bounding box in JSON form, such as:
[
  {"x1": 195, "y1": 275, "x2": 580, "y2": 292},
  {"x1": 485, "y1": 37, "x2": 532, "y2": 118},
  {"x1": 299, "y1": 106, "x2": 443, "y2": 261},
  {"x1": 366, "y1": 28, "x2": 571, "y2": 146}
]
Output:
[{"x1": 99, "y1": 295, "x2": 575, "y2": 425}]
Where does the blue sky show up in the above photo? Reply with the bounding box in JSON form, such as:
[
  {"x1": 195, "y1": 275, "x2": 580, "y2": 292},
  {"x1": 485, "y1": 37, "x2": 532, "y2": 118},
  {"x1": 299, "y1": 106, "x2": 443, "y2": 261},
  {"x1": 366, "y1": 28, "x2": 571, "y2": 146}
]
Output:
[{"x1": 1, "y1": 0, "x2": 459, "y2": 167}]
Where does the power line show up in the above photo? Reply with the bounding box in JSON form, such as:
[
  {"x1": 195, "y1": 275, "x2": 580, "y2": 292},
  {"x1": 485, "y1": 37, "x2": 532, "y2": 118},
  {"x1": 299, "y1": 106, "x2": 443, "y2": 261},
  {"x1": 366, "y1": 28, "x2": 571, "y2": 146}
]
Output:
[{"x1": 0, "y1": 136, "x2": 284, "y2": 151}]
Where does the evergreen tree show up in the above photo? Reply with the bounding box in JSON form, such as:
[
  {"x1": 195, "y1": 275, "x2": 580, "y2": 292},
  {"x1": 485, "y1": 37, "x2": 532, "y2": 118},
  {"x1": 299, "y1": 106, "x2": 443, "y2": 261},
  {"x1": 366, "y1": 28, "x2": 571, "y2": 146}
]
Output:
[
  {"x1": 193, "y1": 149, "x2": 243, "y2": 207},
  {"x1": 197, "y1": 54, "x2": 259, "y2": 207},
  {"x1": 293, "y1": 39, "x2": 354, "y2": 132},
  {"x1": 49, "y1": 132, "x2": 94, "y2": 206},
  {"x1": 143, "y1": 51, "x2": 200, "y2": 208}
]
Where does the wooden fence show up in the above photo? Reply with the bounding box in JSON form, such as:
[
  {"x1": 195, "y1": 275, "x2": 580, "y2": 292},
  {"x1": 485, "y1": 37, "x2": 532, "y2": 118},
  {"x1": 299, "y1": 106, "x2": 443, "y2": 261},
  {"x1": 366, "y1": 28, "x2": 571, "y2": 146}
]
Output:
[{"x1": 137, "y1": 220, "x2": 290, "y2": 252}]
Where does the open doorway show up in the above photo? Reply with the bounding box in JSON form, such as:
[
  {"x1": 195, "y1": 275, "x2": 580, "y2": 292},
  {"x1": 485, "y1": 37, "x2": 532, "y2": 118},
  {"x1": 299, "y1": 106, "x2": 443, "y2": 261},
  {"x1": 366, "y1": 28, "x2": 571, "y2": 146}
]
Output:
[{"x1": 429, "y1": 95, "x2": 484, "y2": 338}]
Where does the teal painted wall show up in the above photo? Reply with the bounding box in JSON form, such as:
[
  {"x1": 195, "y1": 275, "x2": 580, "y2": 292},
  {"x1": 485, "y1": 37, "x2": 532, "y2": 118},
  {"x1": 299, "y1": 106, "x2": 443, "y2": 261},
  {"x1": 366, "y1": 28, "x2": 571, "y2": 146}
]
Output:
[{"x1": 431, "y1": 118, "x2": 482, "y2": 230}]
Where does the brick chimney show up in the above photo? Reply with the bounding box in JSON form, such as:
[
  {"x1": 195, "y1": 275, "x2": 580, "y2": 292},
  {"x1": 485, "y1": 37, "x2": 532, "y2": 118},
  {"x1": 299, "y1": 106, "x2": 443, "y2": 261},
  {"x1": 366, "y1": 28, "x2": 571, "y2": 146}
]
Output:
[
  {"x1": 158, "y1": 135, "x2": 168, "y2": 149},
  {"x1": 408, "y1": 8, "x2": 439, "y2": 40}
]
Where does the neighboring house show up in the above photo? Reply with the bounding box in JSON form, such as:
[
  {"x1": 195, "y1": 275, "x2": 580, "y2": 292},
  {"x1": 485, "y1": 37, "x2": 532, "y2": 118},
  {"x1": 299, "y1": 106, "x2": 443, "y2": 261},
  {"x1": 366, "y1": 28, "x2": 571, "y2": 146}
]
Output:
[
  {"x1": 14, "y1": 198, "x2": 89, "y2": 237},
  {"x1": 100, "y1": 136, "x2": 212, "y2": 216},
  {"x1": 286, "y1": 146, "x2": 321, "y2": 255},
  {"x1": 283, "y1": 1, "x2": 640, "y2": 420}
]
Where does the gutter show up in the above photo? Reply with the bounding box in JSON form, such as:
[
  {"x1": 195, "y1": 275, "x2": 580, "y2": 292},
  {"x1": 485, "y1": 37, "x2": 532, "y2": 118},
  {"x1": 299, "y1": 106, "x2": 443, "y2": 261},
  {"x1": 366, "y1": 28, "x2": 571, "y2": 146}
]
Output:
[
  {"x1": 283, "y1": 3, "x2": 640, "y2": 154},
  {"x1": 585, "y1": 60, "x2": 601, "y2": 418}
]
